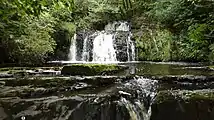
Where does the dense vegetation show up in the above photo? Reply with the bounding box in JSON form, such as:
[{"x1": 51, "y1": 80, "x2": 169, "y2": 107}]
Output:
[
  {"x1": 134, "y1": 0, "x2": 214, "y2": 62},
  {"x1": 0, "y1": 0, "x2": 214, "y2": 65}
]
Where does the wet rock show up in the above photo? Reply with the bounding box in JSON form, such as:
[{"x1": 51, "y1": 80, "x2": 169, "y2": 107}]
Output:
[
  {"x1": 0, "y1": 95, "x2": 131, "y2": 120},
  {"x1": 61, "y1": 64, "x2": 128, "y2": 76},
  {"x1": 0, "y1": 76, "x2": 134, "y2": 98},
  {"x1": 0, "y1": 81, "x2": 5, "y2": 86},
  {"x1": 0, "y1": 76, "x2": 157, "y2": 120},
  {"x1": 114, "y1": 32, "x2": 131, "y2": 61},
  {"x1": 0, "y1": 76, "x2": 132, "y2": 87},
  {"x1": 0, "y1": 67, "x2": 62, "y2": 78},
  {"x1": 0, "y1": 107, "x2": 7, "y2": 119},
  {"x1": 142, "y1": 75, "x2": 214, "y2": 90},
  {"x1": 145, "y1": 75, "x2": 214, "y2": 82},
  {"x1": 0, "y1": 73, "x2": 13, "y2": 78},
  {"x1": 151, "y1": 89, "x2": 214, "y2": 120}
]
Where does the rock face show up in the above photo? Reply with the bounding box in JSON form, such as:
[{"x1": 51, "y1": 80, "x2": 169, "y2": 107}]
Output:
[
  {"x1": 61, "y1": 64, "x2": 128, "y2": 76},
  {"x1": 151, "y1": 90, "x2": 214, "y2": 120},
  {"x1": 2, "y1": 64, "x2": 214, "y2": 120},
  {"x1": 0, "y1": 95, "x2": 132, "y2": 120},
  {"x1": 114, "y1": 32, "x2": 134, "y2": 61},
  {"x1": 69, "y1": 22, "x2": 135, "y2": 62},
  {"x1": 0, "y1": 76, "x2": 156, "y2": 120}
]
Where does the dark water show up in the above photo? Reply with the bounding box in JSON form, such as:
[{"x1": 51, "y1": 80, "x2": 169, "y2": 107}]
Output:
[{"x1": 115, "y1": 61, "x2": 214, "y2": 76}]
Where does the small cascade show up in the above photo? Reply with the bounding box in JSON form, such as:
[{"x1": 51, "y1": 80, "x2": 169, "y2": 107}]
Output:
[
  {"x1": 68, "y1": 34, "x2": 77, "y2": 61},
  {"x1": 81, "y1": 36, "x2": 90, "y2": 61},
  {"x1": 131, "y1": 40, "x2": 136, "y2": 61},
  {"x1": 127, "y1": 34, "x2": 131, "y2": 61},
  {"x1": 68, "y1": 21, "x2": 135, "y2": 62},
  {"x1": 118, "y1": 77, "x2": 158, "y2": 120}
]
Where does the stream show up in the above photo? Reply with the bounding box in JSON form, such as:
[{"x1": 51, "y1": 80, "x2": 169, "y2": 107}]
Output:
[{"x1": 1, "y1": 62, "x2": 214, "y2": 120}]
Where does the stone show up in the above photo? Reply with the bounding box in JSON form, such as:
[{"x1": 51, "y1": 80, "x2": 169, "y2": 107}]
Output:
[
  {"x1": 0, "y1": 95, "x2": 130, "y2": 120},
  {"x1": 61, "y1": 64, "x2": 128, "y2": 76},
  {"x1": 0, "y1": 73, "x2": 13, "y2": 78},
  {"x1": 151, "y1": 89, "x2": 214, "y2": 120}
]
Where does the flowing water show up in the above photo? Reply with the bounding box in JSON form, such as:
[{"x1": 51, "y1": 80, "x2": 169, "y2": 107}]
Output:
[
  {"x1": 68, "y1": 34, "x2": 77, "y2": 61},
  {"x1": 118, "y1": 77, "x2": 158, "y2": 120},
  {"x1": 92, "y1": 32, "x2": 117, "y2": 62},
  {"x1": 1, "y1": 62, "x2": 214, "y2": 120},
  {"x1": 2, "y1": 20, "x2": 214, "y2": 119},
  {"x1": 68, "y1": 21, "x2": 135, "y2": 62}
]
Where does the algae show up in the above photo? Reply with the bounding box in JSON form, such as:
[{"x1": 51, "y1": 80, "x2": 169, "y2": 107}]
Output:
[
  {"x1": 155, "y1": 90, "x2": 214, "y2": 104},
  {"x1": 151, "y1": 89, "x2": 214, "y2": 120},
  {"x1": 61, "y1": 64, "x2": 127, "y2": 76}
]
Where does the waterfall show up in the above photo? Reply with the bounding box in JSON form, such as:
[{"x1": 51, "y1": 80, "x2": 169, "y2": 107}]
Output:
[
  {"x1": 68, "y1": 34, "x2": 77, "y2": 61},
  {"x1": 92, "y1": 32, "x2": 117, "y2": 62},
  {"x1": 68, "y1": 21, "x2": 135, "y2": 62},
  {"x1": 81, "y1": 36, "x2": 90, "y2": 61}
]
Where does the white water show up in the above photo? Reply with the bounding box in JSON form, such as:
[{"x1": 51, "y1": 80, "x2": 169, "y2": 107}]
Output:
[
  {"x1": 116, "y1": 22, "x2": 130, "y2": 31},
  {"x1": 92, "y1": 32, "x2": 117, "y2": 62},
  {"x1": 81, "y1": 36, "x2": 89, "y2": 61},
  {"x1": 131, "y1": 40, "x2": 136, "y2": 61},
  {"x1": 68, "y1": 21, "x2": 135, "y2": 62},
  {"x1": 119, "y1": 77, "x2": 158, "y2": 120},
  {"x1": 68, "y1": 34, "x2": 77, "y2": 61}
]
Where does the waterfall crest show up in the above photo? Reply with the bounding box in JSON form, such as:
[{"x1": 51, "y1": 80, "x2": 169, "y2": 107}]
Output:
[{"x1": 68, "y1": 21, "x2": 135, "y2": 62}]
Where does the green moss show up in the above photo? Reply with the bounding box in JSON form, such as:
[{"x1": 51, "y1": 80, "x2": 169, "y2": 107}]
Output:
[
  {"x1": 155, "y1": 90, "x2": 177, "y2": 104},
  {"x1": 155, "y1": 90, "x2": 214, "y2": 104},
  {"x1": 152, "y1": 90, "x2": 214, "y2": 120},
  {"x1": 61, "y1": 64, "x2": 127, "y2": 76},
  {"x1": 184, "y1": 91, "x2": 214, "y2": 101},
  {"x1": 208, "y1": 66, "x2": 214, "y2": 70}
]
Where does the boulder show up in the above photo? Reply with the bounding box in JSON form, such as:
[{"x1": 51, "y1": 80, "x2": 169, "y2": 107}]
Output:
[
  {"x1": 151, "y1": 89, "x2": 214, "y2": 120},
  {"x1": 61, "y1": 64, "x2": 128, "y2": 76}
]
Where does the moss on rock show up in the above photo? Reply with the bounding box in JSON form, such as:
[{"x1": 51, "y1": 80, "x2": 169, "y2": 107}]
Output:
[
  {"x1": 151, "y1": 89, "x2": 214, "y2": 120},
  {"x1": 61, "y1": 64, "x2": 127, "y2": 76}
]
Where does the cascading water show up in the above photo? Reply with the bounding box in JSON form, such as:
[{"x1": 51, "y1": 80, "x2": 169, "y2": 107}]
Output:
[
  {"x1": 131, "y1": 40, "x2": 136, "y2": 61},
  {"x1": 117, "y1": 77, "x2": 158, "y2": 120},
  {"x1": 116, "y1": 22, "x2": 130, "y2": 31},
  {"x1": 81, "y1": 36, "x2": 90, "y2": 61},
  {"x1": 92, "y1": 32, "x2": 117, "y2": 62},
  {"x1": 68, "y1": 33, "x2": 77, "y2": 61},
  {"x1": 68, "y1": 21, "x2": 135, "y2": 62}
]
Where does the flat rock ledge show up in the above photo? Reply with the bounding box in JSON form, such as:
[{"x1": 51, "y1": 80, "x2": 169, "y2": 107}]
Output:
[{"x1": 61, "y1": 64, "x2": 128, "y2": 76}]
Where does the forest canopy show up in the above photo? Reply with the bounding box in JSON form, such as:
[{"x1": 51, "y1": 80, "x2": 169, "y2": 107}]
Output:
[{"x1": 0, "y1": 0, "x2": 213, "y2": 65}]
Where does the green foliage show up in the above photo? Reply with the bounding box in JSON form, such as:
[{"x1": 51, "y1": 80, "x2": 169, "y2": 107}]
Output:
[
  {"x1": 137, "y1": 29, "x2": 172, "y2": 61},
  {"x1": 149, "y1": 0, "x2": 214, "y2": 31},
  {"x1": 1, "y1": 0, "x2": 214, "y2": 63},
  {"x1": 0, "y1": 0, "x2": 74, "y2": 64},
  {"x1": 132, "y1": 0, "x2": 214, "y2": 62},
  {"x1": 174, "y1": 23, "x2": 214, "y2": 61},
  {"x1": 119, "y1": 0, "x2": 133, "y2": 19},
  {"x1": 12, "y1": 14, "x2": 56, "y2": 64},
  {"x1": 53, "y1": 22, "x2": 76, "y2": 60},
  {"x1": 71, "y1": 0, "x2": 123, "y2": 29}
]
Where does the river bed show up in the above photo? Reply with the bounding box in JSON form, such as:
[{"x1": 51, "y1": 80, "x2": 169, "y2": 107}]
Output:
[{"x1": 0, "y1": 62, "x2": 214, "y2": 120}]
